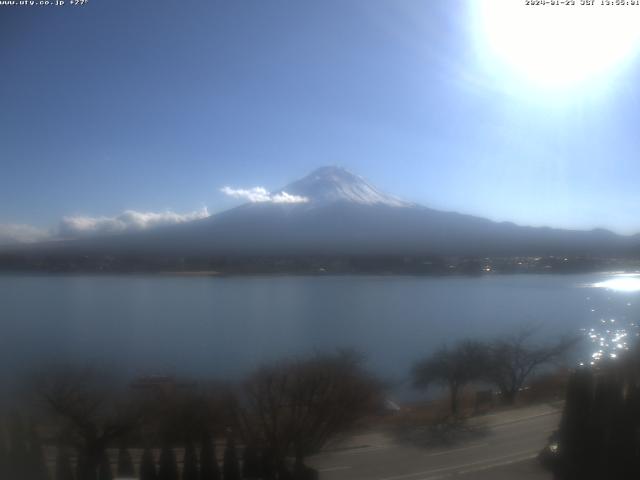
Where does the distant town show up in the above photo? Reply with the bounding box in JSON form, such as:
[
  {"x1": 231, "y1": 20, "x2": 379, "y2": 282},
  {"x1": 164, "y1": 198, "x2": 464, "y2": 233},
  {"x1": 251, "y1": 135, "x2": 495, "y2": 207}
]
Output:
[{"x1": 1, "y1": 253, "x2": 638, "y2": 275}]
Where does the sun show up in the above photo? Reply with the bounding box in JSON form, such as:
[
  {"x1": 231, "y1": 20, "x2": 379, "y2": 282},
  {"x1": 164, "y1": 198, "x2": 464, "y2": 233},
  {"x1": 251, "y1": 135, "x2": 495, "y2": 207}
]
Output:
[{"x1": 475, "y1": 1, "x2": 640, "y2": 88}]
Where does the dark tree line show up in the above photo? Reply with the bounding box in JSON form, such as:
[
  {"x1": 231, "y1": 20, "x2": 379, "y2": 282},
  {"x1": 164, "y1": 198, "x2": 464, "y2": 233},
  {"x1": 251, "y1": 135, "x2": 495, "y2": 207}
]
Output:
[
  {"x1": 1, "y1": 424, "x2": 310, "y2": 480},
  {"x1": 3, "y1": 350, "x2": 379, "y2": 480},
  {"x1": 47, "y1": 437, "x2": 235, "y2": 480},
  {"x1": 0, "y1": 415, "x2": 49, "y2": 480},
  {"x1": 550, "y1": 344, "x2": 640, "y2": 479}
]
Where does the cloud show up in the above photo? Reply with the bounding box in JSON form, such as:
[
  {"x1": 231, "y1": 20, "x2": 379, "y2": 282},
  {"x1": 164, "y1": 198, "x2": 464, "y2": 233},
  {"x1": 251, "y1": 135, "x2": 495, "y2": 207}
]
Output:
[
  {"x1": 271, "y1": 191, "x2": 310, "y2": 204},
  {"x1": 58, "y1": 207, "x2": 210, "y2": 238},
  {"x1": 0, "y1": 224, "x2": 51, "y2": 246},
  {"x1": 220, "y1": 186, "x2": 272, "y2": 203},
  {"x1": 221, "y1": 186, "x2": 309, "y2": 204}
]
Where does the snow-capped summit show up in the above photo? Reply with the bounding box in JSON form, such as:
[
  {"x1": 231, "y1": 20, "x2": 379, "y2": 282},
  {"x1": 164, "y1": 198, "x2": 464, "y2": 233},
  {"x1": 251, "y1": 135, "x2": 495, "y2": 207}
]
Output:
[{"x1": 278, "y1": 166, "x2": 412, "y2": 207}]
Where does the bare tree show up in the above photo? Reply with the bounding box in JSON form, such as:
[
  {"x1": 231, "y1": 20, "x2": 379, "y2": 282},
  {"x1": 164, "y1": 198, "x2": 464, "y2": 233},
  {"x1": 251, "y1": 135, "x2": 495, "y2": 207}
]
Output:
[
  {"x1": 412, "y1": 341, "x2": 487, "y2": 416},
  {"x1": 139, "y1": 378, "x2": 230, "y2": 445},
  {"x1": 235, "y1": 351, "x2": 380, "y2": 475},
  {"x1": 33, "y1": 366, "x2": 144, "y2": 480},
  {"x1": 485, "y1": 327, "x2": 578, "y2": 405}
]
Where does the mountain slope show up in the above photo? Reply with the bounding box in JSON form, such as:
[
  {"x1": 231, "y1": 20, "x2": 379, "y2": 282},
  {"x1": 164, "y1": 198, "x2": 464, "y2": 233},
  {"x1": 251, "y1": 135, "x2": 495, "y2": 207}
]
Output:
[
  {"x1": 4, "y1": 166, "x2": 639, "y2": 260},
  {"x1": 153, "y1": 166, "x2": 636, "y2": 257}
]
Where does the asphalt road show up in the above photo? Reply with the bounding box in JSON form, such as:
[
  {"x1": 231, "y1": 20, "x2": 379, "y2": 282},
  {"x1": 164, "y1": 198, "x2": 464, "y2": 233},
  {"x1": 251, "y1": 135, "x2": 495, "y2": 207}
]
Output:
[{"x1": 308, "y1": 405, "x2": 561, "y2": 480}]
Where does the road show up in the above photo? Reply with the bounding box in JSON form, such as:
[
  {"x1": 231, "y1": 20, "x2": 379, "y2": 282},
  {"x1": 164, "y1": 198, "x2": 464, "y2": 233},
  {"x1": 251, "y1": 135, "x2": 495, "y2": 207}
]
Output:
[{"x1": 308, "y1": 404, "x2": 560, "y2": 480}]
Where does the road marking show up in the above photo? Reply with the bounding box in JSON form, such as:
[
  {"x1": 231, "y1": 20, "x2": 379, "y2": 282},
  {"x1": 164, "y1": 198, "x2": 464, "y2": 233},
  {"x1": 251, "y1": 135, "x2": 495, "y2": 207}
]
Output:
[
  {"x1": 482, "y1": 410, "x2": 561, "y2": 429},
  {"x1": 425, "y1": 443, "x2": 488, "y2": 457},
  {"x1": 377, "y1": 448, "x2": 539, "y2": 480},
  {"x1": 333, "y1": 445, "x2": 390, "y2": 456},
  {"x1": 319, "y1": 465, "x2": 352, "y2": 472},
  {"x1": 496, "y1": 424, "x2": 555, "y2": 439},
  {"x1": 478, "y1": 405, "x2": 561, "y2": 422},
  {"x1": 313, "y1": 443, "x2": 392, "y2": 459},
  {"x1": 456, "y1": 453, "x2": 538, "y2": 476}
]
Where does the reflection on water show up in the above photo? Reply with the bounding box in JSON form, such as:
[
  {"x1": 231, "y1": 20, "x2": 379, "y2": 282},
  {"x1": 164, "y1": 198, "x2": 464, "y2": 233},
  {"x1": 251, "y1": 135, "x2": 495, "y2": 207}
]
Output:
[
  {"x1": 582, "y1": 273, "x2": 640, "y2": 366},
  {"x1": 592, "y1": 274, "x2": 640, "y2": 292}
]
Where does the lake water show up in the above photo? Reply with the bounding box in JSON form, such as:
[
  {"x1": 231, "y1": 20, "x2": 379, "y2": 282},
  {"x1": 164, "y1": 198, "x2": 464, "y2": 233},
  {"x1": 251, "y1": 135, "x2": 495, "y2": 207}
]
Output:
[{"x1": 1, "y1": 272, "x2": 639, "y2": 394}]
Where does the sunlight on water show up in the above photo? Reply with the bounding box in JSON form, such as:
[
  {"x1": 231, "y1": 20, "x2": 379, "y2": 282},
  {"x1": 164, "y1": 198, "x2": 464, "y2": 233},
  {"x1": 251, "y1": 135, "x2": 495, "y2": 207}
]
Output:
[
  {"x1": 592, "y1": 274, "x2": 640, "y2": 292},
  {"x1": 582, "y1": 274, "x2": 640, "y2": 366}
]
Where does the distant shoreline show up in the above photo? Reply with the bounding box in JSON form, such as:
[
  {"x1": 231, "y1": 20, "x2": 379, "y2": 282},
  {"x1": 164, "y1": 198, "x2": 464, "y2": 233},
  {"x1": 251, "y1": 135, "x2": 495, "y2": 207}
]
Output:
[
  {"x1": 158, "y1": 270, "x2": 222, "y2": 276},
  {"x1": 1, "y1": 267, "x2": 639, "y2": 279},
  {"x1": 2, "y1": 252, "x2": 640, "y2": 276}
]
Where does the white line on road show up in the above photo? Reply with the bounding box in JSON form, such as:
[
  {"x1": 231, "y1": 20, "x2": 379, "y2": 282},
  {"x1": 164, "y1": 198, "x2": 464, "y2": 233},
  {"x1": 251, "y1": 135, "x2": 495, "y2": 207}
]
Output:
[
  {"x1": 313, "y1": 444, "x2": 391, "y2": 459},
  {"x1": 333, "y1": 445, "x2": 390, "y2": 456},
  {"x1": 482, "y1": 410, "x2": 560, "y2": 429},
  {"x1": 425, "y1": 443, "x2": 488, "y2": 457},
  {"x1": 456, "y1": 453, "x2": 538, "y2": 476},
  {"x1": 319, "y1": 465, "x2": 353, "y2": 473},
  {"x1": 377, "y1": 448, "x2": 539, "y2": 480}
]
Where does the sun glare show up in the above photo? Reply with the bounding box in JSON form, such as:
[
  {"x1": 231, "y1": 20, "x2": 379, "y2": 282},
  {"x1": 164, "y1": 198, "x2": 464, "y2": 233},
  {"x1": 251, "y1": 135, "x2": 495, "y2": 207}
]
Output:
[
  {"x1": 475, "y1": 1, "x2": 640, "y2": 88},
  {"x1": 593, "y1": 275, "x2": 640, "y2": 292}
]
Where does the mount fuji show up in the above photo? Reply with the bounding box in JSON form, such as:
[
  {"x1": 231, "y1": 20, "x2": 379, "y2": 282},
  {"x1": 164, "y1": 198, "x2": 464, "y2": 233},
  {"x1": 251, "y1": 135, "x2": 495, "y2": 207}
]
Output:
[
  {"x1": 278, "y1": 166, "x2": 411, "y2": 208},
  {"x1": 3, "y1": 166, "x2": 639, "y2": 267}
]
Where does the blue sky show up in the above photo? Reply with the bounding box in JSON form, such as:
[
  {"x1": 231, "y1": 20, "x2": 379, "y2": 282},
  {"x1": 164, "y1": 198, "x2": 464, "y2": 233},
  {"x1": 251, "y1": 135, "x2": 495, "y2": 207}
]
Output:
[{"x1": 2, "y1": 0, "x2": 640, "y2": 241}]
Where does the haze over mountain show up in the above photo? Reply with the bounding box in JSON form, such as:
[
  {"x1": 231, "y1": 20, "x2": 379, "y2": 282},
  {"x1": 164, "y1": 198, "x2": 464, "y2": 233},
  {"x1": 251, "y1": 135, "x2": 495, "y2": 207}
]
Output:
[{"x1": 5, "y1": 166, "x2": 638, "y2": 263}]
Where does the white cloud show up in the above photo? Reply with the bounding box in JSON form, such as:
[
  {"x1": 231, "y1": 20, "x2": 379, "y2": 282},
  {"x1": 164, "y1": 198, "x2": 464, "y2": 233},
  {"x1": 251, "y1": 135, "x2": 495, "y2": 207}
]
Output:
[
  {"x1": 220, "y1": 186, "x2": 272, "y2": 203},
  {"x1": 221, "y1": 186, "x2": 309, "y2": 204},
  {"x1": 271, "y1": 191, "x2": 310, "y2": 204},
  {"x1": 0, "y1": 207, "x2": 211, "y2": 245},
  {"x1": 58, "y1": 207, "x2": 210, "y2": 238},
  {"x1": 0, "y1": 224, "x2": 51, "y2": 246}
]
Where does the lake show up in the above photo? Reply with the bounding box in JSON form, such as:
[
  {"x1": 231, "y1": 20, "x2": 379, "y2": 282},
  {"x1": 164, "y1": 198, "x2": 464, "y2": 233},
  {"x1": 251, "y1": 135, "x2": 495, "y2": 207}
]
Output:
[{"x1": 1, "y1": 272, "x2": 639, "y2": 395}]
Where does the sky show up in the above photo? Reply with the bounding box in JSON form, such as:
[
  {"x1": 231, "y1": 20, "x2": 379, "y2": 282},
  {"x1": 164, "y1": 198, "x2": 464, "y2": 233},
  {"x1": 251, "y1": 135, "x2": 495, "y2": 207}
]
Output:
[{"x1": 3, "y1": 0, "x2": 640, "y2": 243}]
